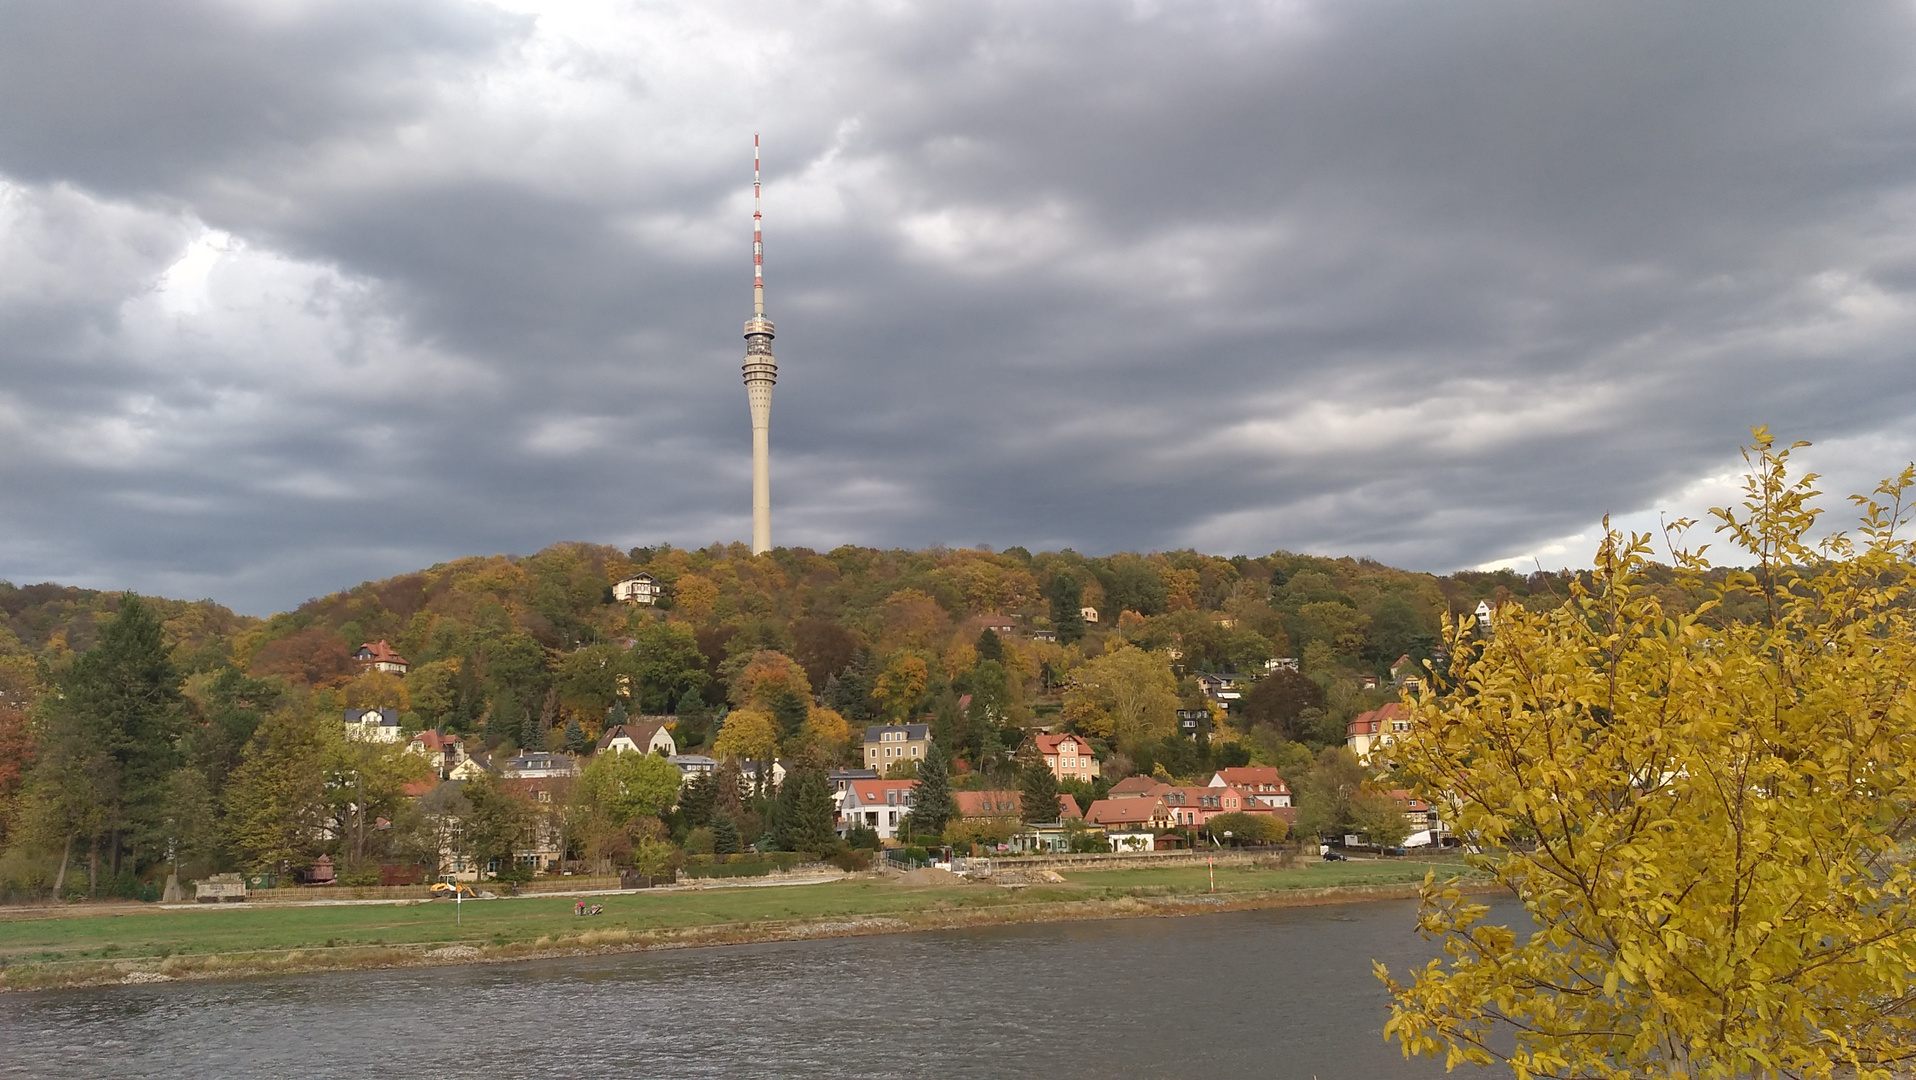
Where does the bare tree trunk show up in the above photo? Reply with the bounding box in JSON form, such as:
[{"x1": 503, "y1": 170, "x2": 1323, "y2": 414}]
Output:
[
  {"x1": 87, "y1": 838, "x2": 99, "y2": 899},
  {"x1": 50, "y1": 832, "x2": 73, "y2": 902}
]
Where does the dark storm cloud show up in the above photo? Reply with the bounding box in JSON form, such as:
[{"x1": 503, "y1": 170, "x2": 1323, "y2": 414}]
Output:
[{"x1": 3, "y1": 0, "x2": 1916, "y2": 613}]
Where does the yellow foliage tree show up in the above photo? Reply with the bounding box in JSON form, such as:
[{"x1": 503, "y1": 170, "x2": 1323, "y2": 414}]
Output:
[
  {"x1": 799, "y1": 705, "x2": 851, "y2": 750},
  {"x1": 672, "y1": 574, "x2": 719, "y2": 621},
  {"x1": 711, "y1": 707, "x2": 778, "y2": 764},
  {"x1": 341, "y1": 670, "x2": 409, "y2": 711},
  {"x1": 1061, "y1": 645, "x2": 1176, "y2": 751},
  {"x1": 872, "y1": 654, "x2": 929, "y2": 720},
  {"x1": 1381, "y1": 432, "x2": 1916, "y2": 1079}
]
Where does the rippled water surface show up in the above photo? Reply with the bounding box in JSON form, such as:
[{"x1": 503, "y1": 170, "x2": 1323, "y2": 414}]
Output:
[{"x1": 0, "y1": 898, "x2": 1511, "y2": 1079}]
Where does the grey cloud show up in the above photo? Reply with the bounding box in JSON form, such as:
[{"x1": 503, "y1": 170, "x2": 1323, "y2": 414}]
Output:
[{"x1": 4, "y1": 1, "x2": 1916, "y2": 613}]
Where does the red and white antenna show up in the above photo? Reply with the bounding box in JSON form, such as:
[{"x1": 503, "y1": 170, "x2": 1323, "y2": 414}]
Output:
[{"x1": 752, "y1": 133, "x2": 764, "y2": 315}]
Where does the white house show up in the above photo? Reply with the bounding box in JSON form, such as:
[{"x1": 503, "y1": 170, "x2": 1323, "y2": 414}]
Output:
[
  {"x1": 343, "y1": 707, "x2": 402, "y2": 744},
  {"x1": 1347, "y1": 703, "x2": 1411, "y2": 763},
  {"x1": 354, "y1": 641, "x2": 409, "y2": 675},
  {"x1": 837, "y1": 778, "x2": 919, "y2": 841},
  {"x1": 1208, "y1": 766, "x2": 1293, "y2": 808},
  {"x1": 596, "y1": 718, "x2": 676, "y2": 757},
  {"x1": 1080, "y1": 605, "x2": 1100, "y2": 623},
  {"x1": 612, "y1": 573, "x2": 662, "y2": 605}
]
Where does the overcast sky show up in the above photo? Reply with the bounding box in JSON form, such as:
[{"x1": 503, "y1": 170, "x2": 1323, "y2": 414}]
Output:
[{"x1": 4, "y1": 1, "x2": 1916, "y2": 615}]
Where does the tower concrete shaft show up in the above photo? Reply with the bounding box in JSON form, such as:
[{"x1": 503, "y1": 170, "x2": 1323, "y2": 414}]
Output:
[{"x1": 742, "y1": 134, "x2": 776, "y2": 555}]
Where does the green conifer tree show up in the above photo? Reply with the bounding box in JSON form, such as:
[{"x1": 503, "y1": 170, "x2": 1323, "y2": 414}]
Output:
[
  {"x1": 975, "y1": 628, "x2": 1005, "y2": 664},
  {"x1": 788, "y1": 768, "x2": 837, "y2": 854},
  {"x1": 1019, "y1": 752, "x2": 1062, "y2": 824},
  {"x1": 563, "y1": 717, "x2": 587, "y2": 755},
  {"x1": 910, "y1": 740, "x2": 956, "y2": 836},
  {"x1": 711, "y1": 813, "x2": 741, "y2": 855},
  {"x1": 1048, "y1": 575, "x2": 1087, "y2": 645}
]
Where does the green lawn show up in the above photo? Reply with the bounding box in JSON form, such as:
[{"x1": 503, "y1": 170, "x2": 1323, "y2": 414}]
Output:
[{"x1": 0, "y1": 860, "x2": 1465, "y2": 969}]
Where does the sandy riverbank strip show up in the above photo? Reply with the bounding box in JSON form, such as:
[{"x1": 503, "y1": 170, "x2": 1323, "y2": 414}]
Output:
[{"x1": 0, "y1": 878, "x2": 1499, "y2": 992}]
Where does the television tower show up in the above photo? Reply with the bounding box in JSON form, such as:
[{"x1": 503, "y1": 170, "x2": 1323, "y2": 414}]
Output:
[{"x1": 742, "y1": 134, "x2": 776, "y2": 555}]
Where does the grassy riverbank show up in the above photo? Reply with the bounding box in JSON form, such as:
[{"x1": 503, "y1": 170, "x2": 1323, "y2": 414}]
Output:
[{"x1": 0, "y1": 859, "x2": 1479, "y2": 991}]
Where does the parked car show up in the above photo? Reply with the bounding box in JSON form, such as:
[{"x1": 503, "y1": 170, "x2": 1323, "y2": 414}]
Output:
[{"x1": 1322, "y1": 850, "x2": 1348, "y2": 862}]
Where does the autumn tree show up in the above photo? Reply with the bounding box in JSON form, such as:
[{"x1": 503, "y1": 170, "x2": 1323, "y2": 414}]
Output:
[
  {"x1": 711, "y1": 707, "x2": 778, "y2": 765},
  {"x1": 1381, "y1": 434, "x2": 1916, "y2": 1078},
  {"x1": 872, "y1": 654, "x2": 929, "y2": 721},
  {"x1": 224, "y1": 705, "x2": 329, "y2": 871},
  {"x1": 1061, "y1": 645, "x2": 1177, "y2": 752},
  {"x1": 1293, "y1": 746, "x2": 1405, "y2": 845}
]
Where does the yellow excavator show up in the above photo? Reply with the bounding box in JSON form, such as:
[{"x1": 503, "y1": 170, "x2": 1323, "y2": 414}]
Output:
[{"x1": 429, "y1": 881, "x2": 477, "y2": 899}]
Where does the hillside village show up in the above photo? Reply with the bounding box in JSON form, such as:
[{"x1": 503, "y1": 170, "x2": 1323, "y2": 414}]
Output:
[{"x1": 0, "y1": 542, "x2": 1597, "y2": 896}]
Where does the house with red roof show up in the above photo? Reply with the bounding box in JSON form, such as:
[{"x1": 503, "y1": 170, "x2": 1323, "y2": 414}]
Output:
[
  {"x1": 407, "y1": 729, "x2": 468, "y2": 778},
  {"x1": 1347, "y1": 702, "x2": 1411, "y2": 763},
  {"x1": 1027, "y1": 732, "x2": 1100, "y2": 782},
  {"x1": 836, "y1": 778, "x2": 919, "y2": 841},
  {"x1": 1107, "y1": 775, "x2": 1165, "y2": 799},
  {"x1": 1208, "y1": 766, "x2": 1292, "y2": 808},
  {"x1": 354, "y1": 640, "x2": 409, "y2": 675},
  {"x1": 955, "y1": 790, "x2": 1083, "y2": 821}
]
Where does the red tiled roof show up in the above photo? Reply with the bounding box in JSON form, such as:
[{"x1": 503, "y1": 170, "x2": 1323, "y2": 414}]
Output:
[
  {"x1": 1058, "y1": 793, "x2": 1084, "y2": 820},
  {"x1": 402, "y1": 777, "x2": 438, "y2": 798},
  {"x1": 845, "y1": 779, "x2": 918, "y2": 805},
  {"x1": 1108, "y1": 775, "x2": 1166, "y2": 798},
  {"x1": 1087, "y1": 797, "x2": 1168, "y2": 827},
  {"x1": 1032, "y1": 733, "x2": 1088, "y2": 756},
  {"x1": 411, "y1": 729, "x2": 461, "y2": 751},
  {"x1": 1347, "y1": 702, "x2": 1405, "y2": 738},
  {"x1": 357, "y1": 640, "x2": 409, "y2": 666},
  {"x1": 955, "y1": 790, "x2": 1021, "y2": 817}
]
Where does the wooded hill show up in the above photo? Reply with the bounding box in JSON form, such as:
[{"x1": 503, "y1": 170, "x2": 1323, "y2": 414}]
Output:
[{"x1": 0, "y1": 541, "x2": 1598, "y2": 896}]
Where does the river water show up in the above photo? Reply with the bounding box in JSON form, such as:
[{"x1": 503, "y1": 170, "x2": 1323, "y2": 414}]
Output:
[{"x1": 0, "y1": 898, "x2": 1513, "y2": 1079}]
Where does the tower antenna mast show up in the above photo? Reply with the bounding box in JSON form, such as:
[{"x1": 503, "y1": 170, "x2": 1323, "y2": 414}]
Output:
[{"x1": 741, "y1": 134, "x2": 777, "y2": 555}]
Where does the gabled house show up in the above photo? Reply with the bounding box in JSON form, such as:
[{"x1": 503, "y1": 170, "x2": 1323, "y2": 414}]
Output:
[
  {"x1": 863, "y1": 724, "x2": 931, "y2": 771},
  {"x1": 407, "y1": 729, "x2": 467, "y2": 777},
  {"x1": 1080, "y1": 606, "x2": 1100, "y2": 624},
  {"x1": 1031, "y1": 629, "x2": 1058, "y2": 644},
  {"x1": 343, "y1": 707, "x2": 402, "y2": 744},
  {"x1": 1347, "y1": 702, "x2": 1410, "y2": 763},
  {"x1": 611, "y1": 573, "x2": 661, "y2": 605},
  {"x1": 836, "y1": 779, "x2": 919, "y2": 840},
  {"x1": 354, "y1": 641, "x2": 409, "y2": 675},
  {"x1": 1029, "y1": 733, "x2": 1100, "y2": 782},
  {"x1": 1208, "y1": 766, "x2": 1292, "y2": 808},
  {"x1": 1159, "y1": 785, "x2": 1257, "y2": 828},
  {"x1": 1086, "y1": 797, "x2": 1174, "y2": 832},
  {"x1": 597, "y1": 718, "x2": 677, "y2": 757}
]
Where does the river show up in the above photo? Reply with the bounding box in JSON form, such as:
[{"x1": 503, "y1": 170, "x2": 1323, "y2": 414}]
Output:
[{"x1": 0, "y1": 897, "x2": 1513, "y2": 1079}]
